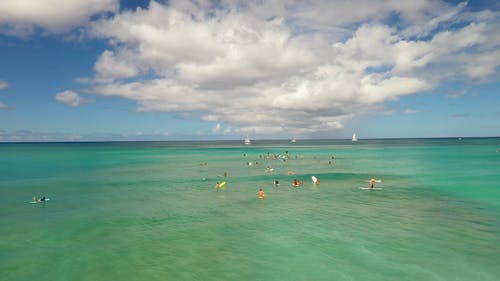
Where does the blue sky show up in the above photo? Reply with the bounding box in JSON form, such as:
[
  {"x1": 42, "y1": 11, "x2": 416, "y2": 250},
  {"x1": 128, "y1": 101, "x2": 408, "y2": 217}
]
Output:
[{"x1": 0, "y1": 0, "x2": 499, "y2": 141}]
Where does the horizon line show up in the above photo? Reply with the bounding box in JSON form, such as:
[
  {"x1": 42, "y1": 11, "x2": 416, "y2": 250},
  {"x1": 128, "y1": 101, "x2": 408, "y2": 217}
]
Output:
[{"x1": 1, "y1": 136, "x2": 499, "y2": 144}]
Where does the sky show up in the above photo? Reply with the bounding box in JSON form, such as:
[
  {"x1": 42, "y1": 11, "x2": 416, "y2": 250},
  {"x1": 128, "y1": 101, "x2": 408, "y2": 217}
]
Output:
[{"x1": 0, "y1": 0, "x2": 499, "y2": 141}]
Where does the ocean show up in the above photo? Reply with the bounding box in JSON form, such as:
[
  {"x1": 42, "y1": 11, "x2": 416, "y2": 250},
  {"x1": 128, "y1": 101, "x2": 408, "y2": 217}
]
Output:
[{"x1": 1, "y1": 138, "x2": 499, "y2": 281}]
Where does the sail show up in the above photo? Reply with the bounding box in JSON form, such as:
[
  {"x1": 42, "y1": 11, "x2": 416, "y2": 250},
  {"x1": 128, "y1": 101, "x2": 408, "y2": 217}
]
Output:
[
  {"x1": 244, "y1": 135, "x2": 251, "y2": 145},
  {"x1": 352, "y1": 133, "x2": 358, "y2": 142}
]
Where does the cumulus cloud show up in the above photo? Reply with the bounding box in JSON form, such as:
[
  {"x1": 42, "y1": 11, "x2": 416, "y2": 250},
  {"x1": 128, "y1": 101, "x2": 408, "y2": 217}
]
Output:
[
  {"x1": 0, "y1": 0, "x2": 118, "y2": 36},
  {"x1": 55, "y1": 90, "x2": 88, "y2": 107},
  {"x1": 83, "y1": 0, "x2": 499, "y2": 137}
]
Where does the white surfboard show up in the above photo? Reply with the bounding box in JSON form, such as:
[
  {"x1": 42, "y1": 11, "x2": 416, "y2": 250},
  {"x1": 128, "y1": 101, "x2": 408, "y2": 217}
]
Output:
[
  {"x1": 312, "y1": 176, "x2": 320, "y2": 184},
  {"x1": 29, "y1": 198, "x2": 50, "y2": 203},
  {"x1": 359, "y1": 187, "x2": 383, "y2": 190}
]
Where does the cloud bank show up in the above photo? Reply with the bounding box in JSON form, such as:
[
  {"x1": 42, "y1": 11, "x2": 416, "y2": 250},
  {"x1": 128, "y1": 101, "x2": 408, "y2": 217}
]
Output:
[{"x1": 4, "y1": 0, "x2": 499, "y2": 137}]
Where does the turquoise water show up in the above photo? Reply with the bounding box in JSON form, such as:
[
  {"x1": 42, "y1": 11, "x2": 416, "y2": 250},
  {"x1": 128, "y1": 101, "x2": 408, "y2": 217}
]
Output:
[{"x1": 1, "y1": 138, "x2": 499, "y2": 281}]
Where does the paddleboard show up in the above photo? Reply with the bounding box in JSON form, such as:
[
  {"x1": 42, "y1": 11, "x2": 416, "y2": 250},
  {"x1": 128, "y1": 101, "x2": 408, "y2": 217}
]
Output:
[
  {"x1": 359, "y1": 187, "x2": 383, "y2": 190},
  {"x1": 30, "y1": 198, "x2": 50, "y2": 203},
  {"x1": 312, "y1": 176, "x2": 320, "y2": 184}
]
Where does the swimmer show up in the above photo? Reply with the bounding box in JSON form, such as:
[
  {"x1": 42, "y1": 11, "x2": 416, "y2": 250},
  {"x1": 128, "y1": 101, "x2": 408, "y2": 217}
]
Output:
[
  {"x1": 216, "y1": 182, "x2": 221, "y2": 191},
  {"x1": 258, "y1": 188, "x2": 265, "y2": 199},
  {"x1": 273, "y1": 179, "x2": 279, "y2": 186}
]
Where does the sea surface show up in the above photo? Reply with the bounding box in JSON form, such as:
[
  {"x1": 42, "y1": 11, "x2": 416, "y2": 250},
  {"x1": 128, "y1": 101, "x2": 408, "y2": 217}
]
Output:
[{"x1": 1, "y1": 138, "x2": 499, "y2": 281}]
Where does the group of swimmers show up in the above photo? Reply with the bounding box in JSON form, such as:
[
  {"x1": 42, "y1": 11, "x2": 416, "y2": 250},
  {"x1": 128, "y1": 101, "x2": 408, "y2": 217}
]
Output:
[{"x1": 218, "y1": 150, "x2": 379, "y2": 199}]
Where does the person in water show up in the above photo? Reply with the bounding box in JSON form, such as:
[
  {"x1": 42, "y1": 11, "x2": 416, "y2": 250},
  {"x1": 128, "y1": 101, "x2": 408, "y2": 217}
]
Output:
[
  {"x1": 33, "y1": 196, "x2": 38, "y2": 202},
  {"x1": 216, "y1": 182, "x2": 221, "y2": 191},
  {"x1": 369, "y1": 178, "x2": 376, "y2": 189},
  {"x1": 293, "y1": 179, "x2": 302, "y2": 186},
  {"x1": 40, "y1": 196, "x2": 46, "y2": 201},
  {"x1": 258, "y1": 189, "x2": 265, "y2": 199}
]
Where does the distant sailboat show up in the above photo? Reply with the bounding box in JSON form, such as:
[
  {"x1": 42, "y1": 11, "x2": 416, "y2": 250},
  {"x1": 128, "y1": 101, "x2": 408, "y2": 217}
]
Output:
[
  {"x1": 244, "y1": 135, "x2": 251, "y2": 145},
  {"x1": 352, "y1": 133, "x2": 358, "y2": 142},
  {"x1": 291, "y1": 136, "x2": 297, "y2": 143}
]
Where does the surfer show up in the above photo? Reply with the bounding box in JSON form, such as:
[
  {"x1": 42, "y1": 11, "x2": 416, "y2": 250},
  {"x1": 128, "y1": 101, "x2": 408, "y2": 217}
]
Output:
[
  {"x1": 223, "y1": 172, "x2": 227, "y2": 178},
  {"x1": 273, "y1": 179, "x2": 279, "y2": 186},
  {"x1": 216, "y1": 182, "x2": 221, "y2": 191},
  {"x1": 258, "y1": 189, "x2": 265, "y2": 199},
  {"x1": 369, "y1": 178, "x2": 376, "y2": 189},
  {"x1": 33, "y1": 196, "x2": 38, "y2": 202},
  {"x1": 40, "y1": 196, "x2": 46, "y2": 202}
]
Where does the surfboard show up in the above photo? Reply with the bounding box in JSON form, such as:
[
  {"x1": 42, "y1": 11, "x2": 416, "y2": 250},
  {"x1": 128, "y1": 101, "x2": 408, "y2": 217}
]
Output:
[
  {"x1": 29, "y1": 198, "x2": 50, "y2": 203},
  {"x1": 312, "y1": 176, "x2": 320, "y2": 184},
  {"x1": 216, "y1": 181, "x2": 227, "y2": 189},
  {"x1": 359, "y1": 187, "x2": 383, "y2": 190}
]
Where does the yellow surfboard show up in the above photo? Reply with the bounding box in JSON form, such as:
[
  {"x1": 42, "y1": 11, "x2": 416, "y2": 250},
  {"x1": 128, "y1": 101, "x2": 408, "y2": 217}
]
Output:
[{"x1": 216, "y1": 181, "x2": 227, "y2": 189}]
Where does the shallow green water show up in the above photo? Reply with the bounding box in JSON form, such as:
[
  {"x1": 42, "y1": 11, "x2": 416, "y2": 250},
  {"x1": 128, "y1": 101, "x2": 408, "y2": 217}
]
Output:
[{"x1": 1, "y1": 138, "x2": 499, "y2": 281}]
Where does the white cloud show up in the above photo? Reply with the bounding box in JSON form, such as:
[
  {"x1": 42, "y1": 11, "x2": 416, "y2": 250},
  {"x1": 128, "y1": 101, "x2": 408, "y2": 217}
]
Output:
[
  {"x1": 403, "y1": 108, "x2": 420, "y2": 114},
  {"x1": 0, "y1": 80, "x2": 9, "y2": 109},
  {"x1": 94, "y1": 50, "x2": 139, "y2": 82},
  {"x1": 0, "y1": 0, "x2": 118, "y2": 36},
  {"x1": 55, "y1": 90, "x2": 88, "y2": 107},
  {"x1": 0, "y1": 80, "x2": 8, "y2": 90},
  {"x1": 83, "y1": 1, "x2": 499, "y2": 137}
]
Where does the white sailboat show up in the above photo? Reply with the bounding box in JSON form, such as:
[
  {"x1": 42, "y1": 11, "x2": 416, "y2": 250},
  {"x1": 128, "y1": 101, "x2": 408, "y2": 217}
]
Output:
[
  {"x1": 244, "y1": 135, "x2": 251, "y2": 145},
  {"x1": 352, "y1": 133, "x2": 358, "y2": 142},
  {"x1": 291, "y1": 136, "x2": 297, "y2": 143}
]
